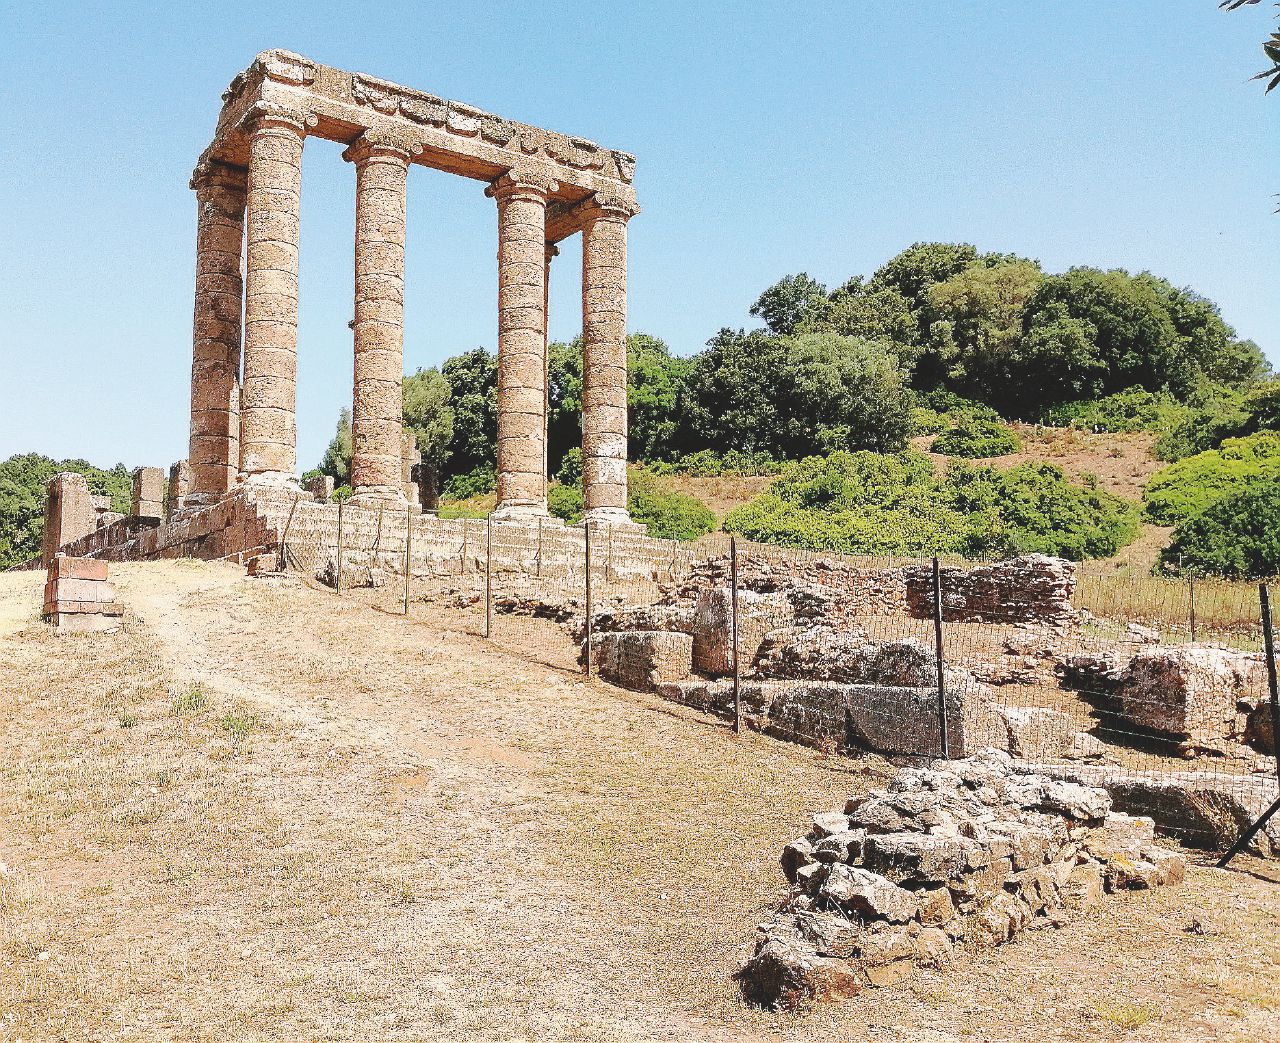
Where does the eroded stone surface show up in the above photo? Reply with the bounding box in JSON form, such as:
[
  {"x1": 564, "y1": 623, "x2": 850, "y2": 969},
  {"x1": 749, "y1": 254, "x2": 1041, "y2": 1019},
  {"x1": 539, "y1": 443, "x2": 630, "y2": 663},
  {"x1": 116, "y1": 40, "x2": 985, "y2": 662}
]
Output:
[{"x1": 739, "y1": 751, "x2": 1184, "y2": 1009}]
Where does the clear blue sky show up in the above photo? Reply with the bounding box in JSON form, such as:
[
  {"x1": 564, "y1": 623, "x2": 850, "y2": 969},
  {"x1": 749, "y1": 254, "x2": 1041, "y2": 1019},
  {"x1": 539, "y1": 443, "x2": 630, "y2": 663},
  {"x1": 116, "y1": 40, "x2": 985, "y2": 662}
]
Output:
[{"x1": 2, "y1": 1, "x2": 1277, "y2": 471}]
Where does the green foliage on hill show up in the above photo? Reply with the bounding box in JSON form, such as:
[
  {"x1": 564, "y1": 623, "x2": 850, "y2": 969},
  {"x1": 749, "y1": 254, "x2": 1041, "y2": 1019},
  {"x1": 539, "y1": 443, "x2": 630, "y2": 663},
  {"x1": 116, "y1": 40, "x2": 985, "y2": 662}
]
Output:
[
  {"x1": 1160, "y1": 484, "x2": 1280, "y2": 579},
  {"x1": 647, "y1": 449, "x2": 782, "y2": 478},
  {"x1": 0, "y1": 453, "x2": 132, "y2": 569},
  {"x1": 723, "y1": 451, "x2": 1140, "y2": 560},
  {"x1": 1153, "y1": 379, "x2": 1280, "y2": 461},
  {"x1": 1042, "y1": 386, "x2": 1191, "y2": 434},
  {"x1": 930, "y1": 420, "x2": 1022, "y2": 458},
  {"x1": 1143, "y1": 434, "x2": 1280, "y2": 526}
]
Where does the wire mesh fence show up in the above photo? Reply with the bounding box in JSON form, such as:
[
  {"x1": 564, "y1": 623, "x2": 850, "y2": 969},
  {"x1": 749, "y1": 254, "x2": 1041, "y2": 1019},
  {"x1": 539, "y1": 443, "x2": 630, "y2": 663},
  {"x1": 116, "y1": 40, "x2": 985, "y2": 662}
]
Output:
[{"x1": 276, "y1": 504, "x2": 1280, "y2": 853}]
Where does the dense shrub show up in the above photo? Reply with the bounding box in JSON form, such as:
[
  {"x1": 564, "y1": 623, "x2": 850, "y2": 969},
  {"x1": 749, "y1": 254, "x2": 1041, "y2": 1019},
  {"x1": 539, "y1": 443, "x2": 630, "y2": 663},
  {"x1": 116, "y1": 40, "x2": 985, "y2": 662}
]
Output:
[
  {"x1": 1143, "y1": 434, "x2": 1280, "y2": 526},
  {"x1": 930, "y1": 420, "x2": 1022, "y2": 458},
  {"x1": 1159, "y1": 484, "x2": 1280, "y2": 579},
  {"x1": 443, "y1": 464, "x2": 497, "y2": 501},
  {"x1": 723, "y1": 451, "x2": 1139, "y2": 560},
  {"x1": 1041, "y1": 386, "x2": 1189, "y2": 434},
  {"x1": 628, "y1": 480, "x2": 717, "y2": 541},
  {"x1": 548, "y1": 483, "x2": 584, "y2": 523}
]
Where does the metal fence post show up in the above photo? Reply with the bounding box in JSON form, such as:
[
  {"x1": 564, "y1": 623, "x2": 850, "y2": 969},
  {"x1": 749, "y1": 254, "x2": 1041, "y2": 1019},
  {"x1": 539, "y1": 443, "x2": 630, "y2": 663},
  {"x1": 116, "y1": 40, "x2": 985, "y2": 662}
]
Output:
[
  {"x1": 536, "y1": 517, "x2": 543, "y2": 578},
  {"x1": 335, "y1": 499, "x2": 345, "y2": 596},
  {"x1": 278, "y1": 493, "x2": 301, "y2": 572},
  {"x1": 484, "y1": 515, "x2": 493, "y2": 639},
  {"x1": 584, "y1": 523, "x2": 593, "y2": 676},
  {"x1": 461, "y1": 519, "x2": 468, "y2": 574},
  {"x1": 731, "y1": 536, "x2": 741, "y2": 735},
  {"x1": 1218, "y1": 582, "x2": 1280, "y2": 867},
  {"x1": 1188, "y1": 570, "x2": 1197, "y2": 643},
  {"x1": 932, "y1": 556, "x2": 950, "y2": 759},
  {"x1": 402, "y1": 504, "x2": 412, "y2": 616}
]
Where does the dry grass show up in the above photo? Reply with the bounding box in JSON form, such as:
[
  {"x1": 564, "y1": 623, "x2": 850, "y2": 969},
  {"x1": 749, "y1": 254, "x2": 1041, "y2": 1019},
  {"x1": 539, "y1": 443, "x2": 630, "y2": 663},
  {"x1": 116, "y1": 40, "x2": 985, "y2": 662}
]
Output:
[{"x1": 1, "y1": 561, "x2": 1278, "y2": 1042}]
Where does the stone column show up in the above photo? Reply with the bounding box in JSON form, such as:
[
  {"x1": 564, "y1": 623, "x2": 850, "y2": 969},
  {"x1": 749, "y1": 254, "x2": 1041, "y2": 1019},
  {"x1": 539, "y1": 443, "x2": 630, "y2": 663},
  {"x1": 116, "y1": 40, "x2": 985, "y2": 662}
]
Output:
[
  {"x1": 543, "y1": 242, "x2": 558, "y2": 499},
  {"x1": 580, "y1": 191, "x2": 640, "y2": 525},
  {"x1": 238, "y1": 102, "x2": 311, "y2": 488},
  {"x1": 343, "y1": 128, "x2": 420, "y2": 507},
  {"x1": 131, "y1": 467, "x2": 165, "y2": 522},
  {"x1": 487, "y1": 168, "x2": 556, "y2": 519},
  {"x1": 187, "y1": 160, "x2": 246, "y2": 506},
  {"x1": 41, "y1": 473, "x2": 95, "y2": 566}
]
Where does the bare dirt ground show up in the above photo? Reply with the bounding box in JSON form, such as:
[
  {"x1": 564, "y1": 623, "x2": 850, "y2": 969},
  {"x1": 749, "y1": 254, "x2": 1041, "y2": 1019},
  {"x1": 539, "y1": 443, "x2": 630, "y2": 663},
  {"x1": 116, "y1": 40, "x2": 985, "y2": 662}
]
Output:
[{"x1": 1, "y1": 561, "x2": 1278, "y2": 1042}]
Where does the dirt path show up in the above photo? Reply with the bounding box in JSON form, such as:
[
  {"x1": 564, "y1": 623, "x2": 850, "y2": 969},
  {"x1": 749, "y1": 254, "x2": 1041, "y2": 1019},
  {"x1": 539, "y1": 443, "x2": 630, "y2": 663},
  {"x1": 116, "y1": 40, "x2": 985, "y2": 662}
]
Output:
[{"x1": 1, "y1": 562, "x2": 1278, "y2": 1042}]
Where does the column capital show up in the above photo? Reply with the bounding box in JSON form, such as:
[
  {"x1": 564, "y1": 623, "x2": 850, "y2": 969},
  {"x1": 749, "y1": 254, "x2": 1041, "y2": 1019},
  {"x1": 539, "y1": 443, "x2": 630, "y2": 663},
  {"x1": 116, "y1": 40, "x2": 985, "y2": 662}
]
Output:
[
  {"x1": 579, "y1": 189, "x2": 640, "y2": 223},
  {"x1": 486, "y1": 165, "x2": 558, "y2": 201},
  {"x1": 189, "y1": 158, "x2": 246, "y2": 196},
  {"x1": 237, "y1": 100, "x2": 316, "y2": 138},
  {"x1": 342, "y1": 126, "x2": 423, "y2": 166},
  {"x1": 545, "y1": 242, "x2": 560, "y2": 261}
]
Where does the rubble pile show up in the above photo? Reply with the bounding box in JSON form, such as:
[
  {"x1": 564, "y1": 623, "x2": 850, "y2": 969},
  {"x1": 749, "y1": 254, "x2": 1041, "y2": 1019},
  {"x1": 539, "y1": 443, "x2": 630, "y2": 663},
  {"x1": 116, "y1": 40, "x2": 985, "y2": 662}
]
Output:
[{"x1": 740, "y1": 751, "x2": 1185, "y2": 1009}]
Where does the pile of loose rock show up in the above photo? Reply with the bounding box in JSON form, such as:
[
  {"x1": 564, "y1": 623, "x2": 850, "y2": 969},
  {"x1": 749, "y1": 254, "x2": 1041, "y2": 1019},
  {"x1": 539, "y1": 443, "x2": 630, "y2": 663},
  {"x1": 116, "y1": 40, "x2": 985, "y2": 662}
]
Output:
[{"x1": 740, "y1": 750, "x2": 1185, "y2": 1009}]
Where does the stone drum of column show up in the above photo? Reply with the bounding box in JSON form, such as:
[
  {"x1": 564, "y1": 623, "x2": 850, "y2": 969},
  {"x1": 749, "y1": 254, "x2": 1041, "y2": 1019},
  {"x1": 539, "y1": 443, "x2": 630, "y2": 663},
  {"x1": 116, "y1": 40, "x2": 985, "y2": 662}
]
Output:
[
  {"x1": 489, "y1": 169, "x2": 556, "y2": 519},
  {"x1": 580, "y1": 191, "x2": 640, "y2": 524},
  {"x1": 188, "y1": 160, "x2": 246, "y2": 504},
  {"x1": 344, "y1": 128, "x2": 420, "y2": 506},
  {"x1": 239, "y1": 101, "x2": 310, "y2": 486}
]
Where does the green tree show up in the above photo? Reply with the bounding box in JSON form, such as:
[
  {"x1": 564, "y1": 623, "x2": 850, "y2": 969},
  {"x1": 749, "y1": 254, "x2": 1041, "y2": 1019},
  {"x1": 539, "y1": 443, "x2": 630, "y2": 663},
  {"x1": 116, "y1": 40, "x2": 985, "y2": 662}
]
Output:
[
  {"x1": 800, "y1": 277, "x2": 919, "y2": 365},
  {"x1": 442, "y1": 347, "x2": 497, "y2": 476},
  {"x1": 871, "y1": 242, "x2": 981, "y2": 313},
  {"x1": 1222, "y1": 0, "x2": 1280, "y2": 92},
  {"x1": 1160, "y1": 483, "x2": 1280, "y2": 578},
  {"x1": 626, "y1": 333, "x2": 692, "y2": 461},
  {"x1": 677, "y1": 328, "x2": 789, "y2": 454},
  {"x1": 750, "y1": 273, "x2": 829, "y2": 335},
  {"x1": 403, "y1": 366, "x2": 454, "y2": 506},
  {"x1": 319, "y1": 408, "x2": 353, "y2": 486},
  {"x1": 922, "y1": 258, "x2": 1044, "y2": 401}
]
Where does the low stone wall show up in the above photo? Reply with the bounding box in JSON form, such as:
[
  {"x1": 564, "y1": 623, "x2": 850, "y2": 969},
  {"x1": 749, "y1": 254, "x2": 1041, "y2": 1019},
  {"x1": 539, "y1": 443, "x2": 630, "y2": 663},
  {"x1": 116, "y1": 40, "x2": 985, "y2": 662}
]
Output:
[
  {"x1": 740, "y1": 751, "x2": 1185, "y2": 1009},
  {"x1": 656, "y1": 679, "x2": 1004, "y2": 758},
  {"x1": 662, "y1": 553, "x2": 1077, "y2": 627}
]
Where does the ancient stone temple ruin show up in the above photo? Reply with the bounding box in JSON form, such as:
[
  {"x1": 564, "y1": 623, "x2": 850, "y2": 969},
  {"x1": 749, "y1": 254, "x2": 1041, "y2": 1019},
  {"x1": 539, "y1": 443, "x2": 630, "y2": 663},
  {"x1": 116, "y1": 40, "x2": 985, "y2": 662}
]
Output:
[{"x1": 190, "y1": 49, "x2": 639, "y2": 523}]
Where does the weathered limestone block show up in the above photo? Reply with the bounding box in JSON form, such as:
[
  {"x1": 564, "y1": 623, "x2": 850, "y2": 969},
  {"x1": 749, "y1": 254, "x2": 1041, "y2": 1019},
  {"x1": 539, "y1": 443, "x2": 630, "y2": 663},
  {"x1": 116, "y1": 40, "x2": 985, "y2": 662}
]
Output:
[
  {"x1": 304, "y1": 474, "x2": 335, "y2": 502},
  {"x1": 589, "y1": 631, "x2": 693, "y2": 691},
  {"x1": 167, "y1": 460, "x2": 191, "y2": 516},
  {"x1": 41, "y1": 472, "x2": 96, "y2": 565},
  {"x1": 692, "y1": 587, "x2": 793, "y2": 676},
  {"x1": 995, "y1": 705, "x2": 1078, "y2": 760},
  {"x1": 131, "y1": 467, "x2": 165, "y2": 522},
  {"x1": 583, "y1": 603, "x2": 696, "y2": 640},
  {"x1": 1113, "y1": 644, "x2": 1266, "y2": 749}
]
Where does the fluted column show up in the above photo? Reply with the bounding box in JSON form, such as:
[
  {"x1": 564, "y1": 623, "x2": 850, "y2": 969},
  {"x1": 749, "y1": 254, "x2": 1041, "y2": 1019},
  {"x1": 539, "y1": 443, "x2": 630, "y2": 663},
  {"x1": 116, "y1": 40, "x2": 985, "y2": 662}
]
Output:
[
  {"x1": 238, "y1": 102, "x2": 311, "y2": 487},
  {"x1": 187, "y1": 160, "x2": 246, "y2": 505},
  {"x1": 580, "y1": 191, "x2": 640, "y2": 525},
  {"x1": 487, "y1": 168, "x2": 556, "y2": 519},
  {"x1": 343, "y1": 128, "x2": 421, "y2": 507}
]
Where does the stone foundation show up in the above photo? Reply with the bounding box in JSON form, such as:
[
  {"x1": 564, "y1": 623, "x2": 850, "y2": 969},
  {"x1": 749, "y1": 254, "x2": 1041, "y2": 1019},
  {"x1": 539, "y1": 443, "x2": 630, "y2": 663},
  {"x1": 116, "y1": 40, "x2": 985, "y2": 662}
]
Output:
[
  {"x1": 43, "y1": 556, "x2": 122, "y2": 633},
  {"x1": 740, "y1": 751, "x2": 1184, "y2": 1009}
]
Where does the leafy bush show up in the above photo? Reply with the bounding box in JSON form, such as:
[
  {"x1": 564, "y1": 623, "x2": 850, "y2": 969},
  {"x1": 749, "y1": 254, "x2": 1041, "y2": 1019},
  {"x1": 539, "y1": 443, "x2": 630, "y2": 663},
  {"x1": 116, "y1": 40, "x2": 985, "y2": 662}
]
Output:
[
  {"x1": 909, "y1": 407, "x2": 952, "y2": 436},
  {"x1": 1041, "y1": 386, "x2": 1189, "y2": 434},
  {"x1": 548, "y1": 483, "x2": 583, "y2": 524},
  {"x1": 442, "y1": 464, "x2": 496, "y2": 500},
  {"x1": 627, "y1": 479, "x2": 716, "y2": 541},
  {"x1": 930, "y1": 420, "x2": 1022, "y2": 458},
  {"x1": 1159, "y1": 484, "x2": 1280, "y2": 579},
  {"x1": 1143, "y1": 433, "x2": 1280, "y2": 526},
  {"x1": 723, "y1": 451, "x2": 1139, "y2": 560},
  {"x1": 331, "y1": 484, "x2": 353, "y2": 503},
  {"x1": 556, "y1": 448, "x2": 583, "y2": 486}
]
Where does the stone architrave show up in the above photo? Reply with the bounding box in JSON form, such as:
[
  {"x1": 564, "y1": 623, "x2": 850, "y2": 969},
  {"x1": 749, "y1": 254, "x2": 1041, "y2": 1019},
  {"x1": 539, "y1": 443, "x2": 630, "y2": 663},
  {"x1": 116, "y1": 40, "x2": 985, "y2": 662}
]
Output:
[
  {"x1": 188, "y1": 161, "x2": 246, "y2": 504},
  {"x1": 580, "y1": 191, "x2": 639, "y2": 525},
  {"x1": 131, "y1": 467, "x2": 165, "y2": 521},
  {"x1": 41, "y1": 472, "x2": 95, "y2": 565},
  {"x1": 488, "y1": 168, "x2": 556, "y2": 520},
  {"x1": 238, "y1": 101, "x2": 311, "y2": 487},
  {"x1": 344, "y1": 127, "x2": 420, "y2": 507}
]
